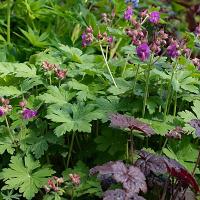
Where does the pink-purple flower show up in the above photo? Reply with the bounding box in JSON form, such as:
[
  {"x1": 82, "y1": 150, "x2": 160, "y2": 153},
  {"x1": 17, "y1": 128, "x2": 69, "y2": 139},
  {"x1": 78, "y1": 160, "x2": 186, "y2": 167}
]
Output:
[
  {"x1": 149, "y1": 11, "x2": 160, "y2": 24},
  {"x1": 124, "y1": 6, "x2": 133, "y2": 20},
  {"x1": 0, "y1": 107, "x2": 5, "y2": 117},
  {"x1": 167, "y1": 43, "x2": 180, "y2": 58},
  {"x1": 22, "y1": 108, "x2": 37, "y2": 119},
  {"x1": 136, "y1": 43, "x2": 150, "y2": 61}
]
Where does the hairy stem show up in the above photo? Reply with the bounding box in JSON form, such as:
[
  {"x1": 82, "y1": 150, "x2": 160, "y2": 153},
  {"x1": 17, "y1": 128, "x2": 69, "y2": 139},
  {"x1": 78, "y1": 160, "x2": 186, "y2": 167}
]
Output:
[
  {"x1": 122, "y1": 54, "x2": 130, "y2": 77},
  {"x1": 7, "y1": 0, "x2": 11, "y2": 44},
  {"x1": 161, "y1": 176, "x2": 170, "y2": 200},
  {"x1": 192, "y1": 149, "x2": 200, "y2": 175},
  {"x1": 99, "y1": 44, "x2": 118, "y2": 87},
  {"x1": 142, "y1": 56, "x2": 153, "y2": 117},
  {"x1": 130, "y1": 131, "x2": 134, "y2": 163},
  {"x1": 133, "y1": 64, "x2": 140, "y2": 94},
  {"x1": 173, "y1": 91, "x2": 177, "y2": 117},
  {"x1": 5, "y1": 116, "x2": 14, "y2": 142},
  {"x1": 163, "y1": 61, "x2": 178, "y2": 121},
  {"x1": 67, "y1": 132, "x2": 76, "y2": 168}
]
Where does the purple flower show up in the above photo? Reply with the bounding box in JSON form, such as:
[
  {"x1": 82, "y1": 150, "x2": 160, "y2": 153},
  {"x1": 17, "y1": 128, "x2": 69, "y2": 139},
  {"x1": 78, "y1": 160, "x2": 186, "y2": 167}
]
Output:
[
  {"x1": 22, "y1": 108, "x2": 37, "y2": 119},
  {"x1": 82, "y1": 33, "x2": 88, "y2": 47},
  {"x1": 0, "y1": 107, "x2": 5, "y2": 117},
  {"x1": 124, "y1": 6, "x2": 133, "y2": 20},
  {"x1": 136, "y1": 43, "x2": 150, "y2": 61},
  {"x1": 107, "y1": 36, "x2": 113, "y2": 44},
  {"x1": 167, "y1": 43, "x2": 180, "y2": 58},
  {"x1": 149, "y1": 11, "x2": 160, "y2": 24}
]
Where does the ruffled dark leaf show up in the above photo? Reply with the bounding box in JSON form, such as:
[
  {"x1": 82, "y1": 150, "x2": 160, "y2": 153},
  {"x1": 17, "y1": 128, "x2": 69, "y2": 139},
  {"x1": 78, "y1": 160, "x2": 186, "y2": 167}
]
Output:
[
  {"x1": 146, "y1": 173, "x2": 167, "y2": 188},
  {"x1": 135, "y1": 150, "x2": 167, "y2": 176},
  {"x1": 165, "y1": 158, "x2": 199, "y2": 193},
  {"x1": 98, "y1": 174, "x2": 117, "y2": 191},
  {"x1": 189, "y1": 119, "x2": 200, "y2": 137},
  {"x1": 129, "y1": 193, "x2": 147, "y2": 200},
  {"x1": 110, "y1": 113, "x2": 155, "y2": 136},
  {"x1": 165, "y1": 126, "x2": 184, "y2": 140},
  {"x1": 90, "y1": 161, "x2": 115, "y2": 175},
  {"x1": 103, "y1": 189, "x2": 126, "y2": 200},
  {"x1": 112, "y1": 161, "x2": 147, "y2": 194},
  {"x1": 90, "y1": 161, "x2": 147, "y2": 194}
]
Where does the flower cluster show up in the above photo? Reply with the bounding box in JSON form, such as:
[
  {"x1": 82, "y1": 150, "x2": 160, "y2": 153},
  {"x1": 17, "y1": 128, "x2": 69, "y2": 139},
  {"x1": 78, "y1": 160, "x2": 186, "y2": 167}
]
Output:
[
  {"x1": 151, "y1": 29, "x2": 168, "y2": 54},
  {"x1": 69, "y1": 173, "x2": 81, "y2": 185},
  {"x1": 0, "y1": 97, "x2": 12, "y2": 117},
  {"x1": 42, "y1": 61, "x2": 67, "y2": 80},
  {"x1": 44, "y1": 176, "x2": 64, "y2": 193},
  {"x1": 192, "y1": 58, "x2": 200, "y2": 70},
  {"x1": 101, "y1": 13, "x2": 111, "y2": 23},
  {"x1": 82, "y1": 26, "x2": 94, "y2": 47},
  {"x1": 97, "y1": 32, "x2": 113, "y2": 44}
]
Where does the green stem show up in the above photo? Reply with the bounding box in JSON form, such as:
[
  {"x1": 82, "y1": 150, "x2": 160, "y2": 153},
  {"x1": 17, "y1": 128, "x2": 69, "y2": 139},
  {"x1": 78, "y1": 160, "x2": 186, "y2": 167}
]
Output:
[
  {"x1": 160, "y1": 138, "x2": 168, "y2": 154},
  {"x1": 163, "y1": 61, "x2": 178, "y2": 121},
  {"x1": 67, "y1": 132, "x2": 75, "y2": 168},
  {"x1": 122, "y1": 54, "x2": 130, "y2": 77},
  {"x1": 5, "y1": 116, "x2": 14, "y2": 142},
  {"x1": 173, "y1": 91, "x2": 177, "y2": 117},
  {"x1": 133, "y1": 64, "x2": 140, "y2": 94},
  {"x1": 159, "y1": 80, "x2": 163, "y2": 112},
  {"x1": 142, "y1": 56, "x2": 153, "y2": 118},
  {"x1": 126, "y1": 138, "x2": 129, "y2": 161},
  {"x1": 7, "y1": 0, "x2": 11, "y2": 44},
  {"x1": 99, "y1": 44, "x2": 118, "y2": 87},
  {"x1": 130, "y1": 131, "x2": 134, "y2": 163},
  {"x1": 192, "y1": 149, "x2": 200, "y2": 175}
]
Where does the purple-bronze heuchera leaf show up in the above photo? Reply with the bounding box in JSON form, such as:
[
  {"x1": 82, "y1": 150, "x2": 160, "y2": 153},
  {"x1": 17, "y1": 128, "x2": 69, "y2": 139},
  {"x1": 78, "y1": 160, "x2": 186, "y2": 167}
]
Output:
[
  {"x1": 164, "y1": 158, "x2": 200, "y2": 193},
  {"x1": 90, "y1": 161, "x2": 147, "y2": 195},
  {"x1": 89, "y1": 161, "x2": 115, "y2": 176},
  {"x1": 189, "y1": 119, "x2": 200, "y2": 137},
  {"x1": 103, "y1": 189, "x2": 126, "y2": 200},
  {"x1": 112, "y1": 161, "x2": 147, "y2": 194},
  {"x1": 135, "y1": 150, "x2": 167, "y2": 176},
  {"x1": 110, "y1": 113, "x2": 155, "y2": 136},
  {"x1": 103, "y1": 189, "x2": 146, "y2": 200}
]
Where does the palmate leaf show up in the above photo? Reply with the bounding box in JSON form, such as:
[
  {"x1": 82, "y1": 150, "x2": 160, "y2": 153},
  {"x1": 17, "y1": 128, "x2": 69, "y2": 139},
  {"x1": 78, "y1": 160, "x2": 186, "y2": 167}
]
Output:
[
  {"x1": 179, "y1": 100, "x2": 200, "y2": 134},
  {"x1": 46, "y1": 103, "x2": 104, "y2": 136},
  {"x1": 68, "y1": 79, "x2": 95, "y2": 101},
  {"x1": 1, "y1": 189, "x2": 22, "y2": 200},
  {"x1": 0, "y1": 125, "x2": 15, "y2": 155},
  {"x1": 0, "y1": 62, "x2": 37, "y2": 78},
  {"x1": 0, "y1": 86, "x2": 21, "y2": 97},
  {"x1": 20, "y1": 77, "x2": 43, "y2": 93},
  {"x1": 0, "y1": 155, "x2": 54, "y2": 200},
  {"x1": 39, "y1": 86, "x2": 75, "y2": 105}
]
